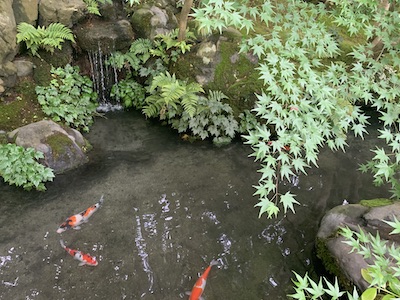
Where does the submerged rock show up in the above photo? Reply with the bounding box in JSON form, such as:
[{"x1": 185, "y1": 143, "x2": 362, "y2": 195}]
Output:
[
  {"x1": 316, "y1": 199, "x2": 400, "y2": 292},
  {"x1": 7, "y1": 120, "x2": 90, "y2": 174}
]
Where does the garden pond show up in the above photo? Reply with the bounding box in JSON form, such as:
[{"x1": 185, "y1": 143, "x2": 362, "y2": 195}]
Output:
[{"x1": 0, "y1": 111, "x2": 389, "y2": 299}]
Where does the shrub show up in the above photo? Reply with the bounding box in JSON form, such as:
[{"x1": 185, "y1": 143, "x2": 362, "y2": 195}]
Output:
[
  {"x1": 0, "y1": 144, "x2": 54, "y2": 191},
  {"x1": 35, "y1": 64, "x2": 98, "y2": 132},
  {"x1": 171, "y1": 90, "x2": 239, "y2": 146}
]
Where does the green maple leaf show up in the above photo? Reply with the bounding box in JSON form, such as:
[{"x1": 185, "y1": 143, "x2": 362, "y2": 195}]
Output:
[{"x1": 279, "y1": 191, "x2": 299, "y2": 214}]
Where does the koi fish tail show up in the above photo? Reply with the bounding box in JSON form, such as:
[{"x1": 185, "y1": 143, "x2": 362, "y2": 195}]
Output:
[
  {"x1": 98, "y1": 195, "x2": 104, "y2": 205},
  {"x1": 60, "y1": 239, "x2": 66, "y2": 249},
  {"x1": 210, "y1": 259, "x2": 219, "y2": 266}
]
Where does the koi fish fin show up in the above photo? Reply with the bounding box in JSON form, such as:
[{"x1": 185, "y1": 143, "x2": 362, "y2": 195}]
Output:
[
  {"x1": 79, "y1": 261, "x2": 86, "y2": 266},
  {"x1": 210, "y1": 259, "x2": 219, "y2": 266},
  {"x1": 99, "y1": 195, "x2": 104, "y2": 205},
  {"x1": 60, "y1": 239, "x2": 66, "y2": 248},
  {"x1": 73, "y1": 226, "x2": 81, "y2": 230}
]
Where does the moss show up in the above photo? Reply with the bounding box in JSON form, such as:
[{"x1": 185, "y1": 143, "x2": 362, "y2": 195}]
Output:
[
  {"x1": 0, "y1": 78, "x2": 46, "y2": 132},
  {"x1": 32, "y1": 57, "x2": 53, "y2": 86},
  {"x1": 45, "y1": 132, "x2": 76, "y2": 159},
  {"x1": 205, "y1": 40, "x2": 262, "y2": 116},
  {"x1": 315, "y1": 237, "x2": 355, "y2": 292},
  {"x1": 359, "y1": 198, "x2": 394, "y2": 207}
]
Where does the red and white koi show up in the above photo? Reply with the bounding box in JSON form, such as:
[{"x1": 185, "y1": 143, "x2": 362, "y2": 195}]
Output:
[
  {"x1": 187, "y1": 259, "x2": 218, "y2": 300},
  {"x1": 60, "y1": 240, "x2": 98, "y2": 266},
  {"x1": 56, "y1": 195, "x2": 104, "y2": 234}
]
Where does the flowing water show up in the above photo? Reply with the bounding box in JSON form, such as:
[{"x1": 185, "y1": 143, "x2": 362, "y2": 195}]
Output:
[{"x1": 0, "y1": 111, "x2": 389, "y2": 299}]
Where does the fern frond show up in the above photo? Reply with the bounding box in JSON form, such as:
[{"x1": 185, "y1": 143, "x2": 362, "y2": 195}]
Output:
[
  {"x1": 83, "y1": 0, "x2": 101, "y2": 15},
  {"x1": 207, "y1": 90, "x2": 228, "y2": 102},
  {"x1": 160, "y1": 81, "x2": 186, "y2": 104},
  {"x1": 143, "y1": 95, "x2": 164, "y2": 118},
  {"x1": 46, "y1": 23, "x2": 75, "y2": 43},
  {"x1": 181, "y1": 93, "x2": 199, "y2": 118}
]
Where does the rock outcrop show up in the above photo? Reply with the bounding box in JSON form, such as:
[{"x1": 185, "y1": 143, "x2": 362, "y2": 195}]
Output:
[
  {"x1": 7, "y1": 120, "x2": 90, "y2": 174},
  {"x1": 316, "y1": 199, "x2": 400, "y2": 291}
]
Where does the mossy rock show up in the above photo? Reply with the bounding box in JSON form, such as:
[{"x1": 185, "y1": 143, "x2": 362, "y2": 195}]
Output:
[
  {"x1": 359, "y1": 198, "x2": 394, "y2": 207},
  {"x1": 172, "y1": 36, "x2": 262, "y2": 116},
  {"x1": 315, "y1": 237, "x2": 355, "y2": 292},
  {"x1": 0, "y1": 78, "x2": 45, "y2": 132}
]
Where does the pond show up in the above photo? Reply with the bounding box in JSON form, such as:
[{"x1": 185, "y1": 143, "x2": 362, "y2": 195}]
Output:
[{"x1": 0, "y1": 111, "x2": 389, "y2": 299}]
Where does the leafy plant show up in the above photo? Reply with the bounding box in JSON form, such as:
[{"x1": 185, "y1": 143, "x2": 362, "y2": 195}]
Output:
[
  {"x1": 110, "y1": 76, "x2": 146, "y2": 109},
  {"x1": 107, "y1": 38, "x2": 153, "y2": 73},
  {"x1": 83, "y1": 0, "x2": 113, "y2": 16},
  {"x1": 35, "y1": 64, "x2": 98, "y2": 132},
  {"x1": 142, "y1": 71, "x2": 204, "y2": 120},
  {"x1": 192, "y1": 0, "x2": 400, "y2": 218},
  {"x1": 289, "y1": 218, "x2": 400, "y2": 300},
  {"x1": 16, "y1": 22, "x2": 75, "y2": 57},
  {"x1": 0, "y1": 143, "x2": 55, "y2": 191},
  {"x1": 150, "y1": 29, "x2": 196, "y2": 64},
  {"x1": 171, "y1": 90, "x2": 239, "y2": 145}
]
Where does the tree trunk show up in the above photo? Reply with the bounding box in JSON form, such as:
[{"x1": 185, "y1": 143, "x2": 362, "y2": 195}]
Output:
[{"x1": 178, "y1": 0, "x2": 194, "y2": 42}]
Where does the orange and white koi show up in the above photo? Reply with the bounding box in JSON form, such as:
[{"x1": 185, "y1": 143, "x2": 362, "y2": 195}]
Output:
[
  {"x1": 56, "y1": 195, "x2": 104, "y2": 234},
  {"x1": 60, "y1": 240, "x2": 98, "y2": 266},
  {"x1": 187, "y1": 259, "x2": 218, "y2": 300}
]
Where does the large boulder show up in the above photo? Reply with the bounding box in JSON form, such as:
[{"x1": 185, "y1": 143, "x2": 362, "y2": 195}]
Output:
[
  {"x1": 130, "y1": 5, "x2": 178, "y2": 39},
  {"x1": 74, "y1": 19, "x2": 135, "y2": 53},
  {"x1": 12, "y1": 0, "x2": 38, "y2": 25},
  {"x1": 316, "y1": 199, "x2": 400, "y2": 292},
  {"x1": 7, "y1": 120, "x2": 90, "y2": 174},
  {"x1": 38, "y1": 0, "x2": 87, "y2": 27},
  {"x1": 0, "y1": 0, "x2": 18, "y2": 92}
]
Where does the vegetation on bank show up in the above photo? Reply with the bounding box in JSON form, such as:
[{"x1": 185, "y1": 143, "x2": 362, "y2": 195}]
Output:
[{"x1": 1, "y1": 0, "x2": 400, "y2": 298}]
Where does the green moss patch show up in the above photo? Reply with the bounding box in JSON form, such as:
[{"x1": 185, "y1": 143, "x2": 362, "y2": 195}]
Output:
[
  {"x1": 45, "y1": 132, "x2": 76, "y2": 158},
  {"x1": 0, "y1": 78, "x2": 45, "y2": 132},
  {"x1": 205, "y1": 41, "x2": 262, "y2": 116},
  {"x1": 359, "y1": 198, "x2": 394, "y2": 207}
]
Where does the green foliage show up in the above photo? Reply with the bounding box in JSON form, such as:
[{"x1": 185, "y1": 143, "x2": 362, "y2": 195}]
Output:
[
  {"x1": 83, "y1": 0, "x2": 112, "y2": 16},
  {"x1": 125, "y1": 0, "x2": 140, "y2": 5},
  {"x1": 107, "y1": 38, "x2": 153, "y2": 74},
  {"x1": 110, "y1": 76, "x2": 146, "y2": 109},
  {"x1": 289, "y1": 272, "x2": 357, "y2": 300},
  {"x1": 290, "y1": 220, "x2": 400, "y2": 299},
  {"x1": 142, "y1": 71, "x2": 204, "y2": 120},
  {"x1": 16, "y1": 22, "x2": 75, "y2": 57},
  {"x1": 35, "y1": 64, "x2": 98, "y2": 132},
  {"x1": 0, "y1": 143, "x2": 54, "y2": 191},
  {"x1": 194, "y1": 0, "x2": 400, "y2": 217},
  {"x1": 171, "y1": 90, "x2": 239, "y2": 146},
  {"x1": 150, "y1": 29, "x2": 196, "y2": 64}
]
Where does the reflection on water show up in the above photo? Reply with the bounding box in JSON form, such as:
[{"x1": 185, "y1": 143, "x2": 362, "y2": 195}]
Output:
[{"x1": 0, "y1": 111, "x2": 390, "y2": 299}]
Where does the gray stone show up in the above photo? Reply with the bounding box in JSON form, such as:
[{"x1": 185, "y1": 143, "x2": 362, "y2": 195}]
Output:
[
  {"x1": 8, "y1": 120, "x2": 90, "y2": 174},
  {"x1": 317, "y1": 201, "x2": 400, "y2": 292},
  {"x1": 131, "y1": 5, "x2": 177, "y2": 39},
  {"x1": 12, "y1": 0, "x2": 38, "y2": 25},
  {"x1": 14, "y1": 58, "x2": 34, "y2": 77},
  {"x1": 74, "y1": 19, "x2": 135, "y2": 53},
  {"x1": 38, "y1": 0, "x2": 87, "y2": 27},
  {"x1": 0, "y1": 0, "x2": 17, "y2": 89}
]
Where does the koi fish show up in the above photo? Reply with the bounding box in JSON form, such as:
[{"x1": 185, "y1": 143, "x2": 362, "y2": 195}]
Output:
[
  {"x1": 56, "y1": 195, "x2": 104, "y2": 234},
  {"x1": 187, "y1": 259, "x2": 219, "y2": 300},
  {"x1": 60, "y1": 240, "x2": 98, "y2": 266}
]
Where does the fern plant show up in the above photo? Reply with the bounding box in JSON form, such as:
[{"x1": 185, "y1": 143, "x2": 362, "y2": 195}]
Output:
[
  {"x1": 83, "y1": 0, "x2": 112, "y2": 16},
  {"x1": 35, "y1": 64, "x2": 98, "y2": 132},
  {"x1": 171, "y1": 90, "x2": 239, "y2": 145},
  {"x1": 16, "y1": 22, "x2": 75, "y2": 57},
  {"x1": 142, "y1": 71, "x2": 204, "y2": 120},
  {"x1": 0, "y1": 143, "x2": 54, "y2": 191}
]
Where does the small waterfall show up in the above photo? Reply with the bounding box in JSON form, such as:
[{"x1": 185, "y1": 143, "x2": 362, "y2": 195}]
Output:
[{"x1": 88, "y1": 42, "x2": 123, "y2": 112}]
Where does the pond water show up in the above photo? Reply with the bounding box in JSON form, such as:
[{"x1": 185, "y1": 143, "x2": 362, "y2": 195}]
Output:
[{"x1": 0, "y1": 111, "x2": 389, "y2": 299}]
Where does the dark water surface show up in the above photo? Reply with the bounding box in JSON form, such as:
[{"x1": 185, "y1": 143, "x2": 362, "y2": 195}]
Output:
[{"x1": 0, "y1": 111, "x2": 389, "y2": 299}]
